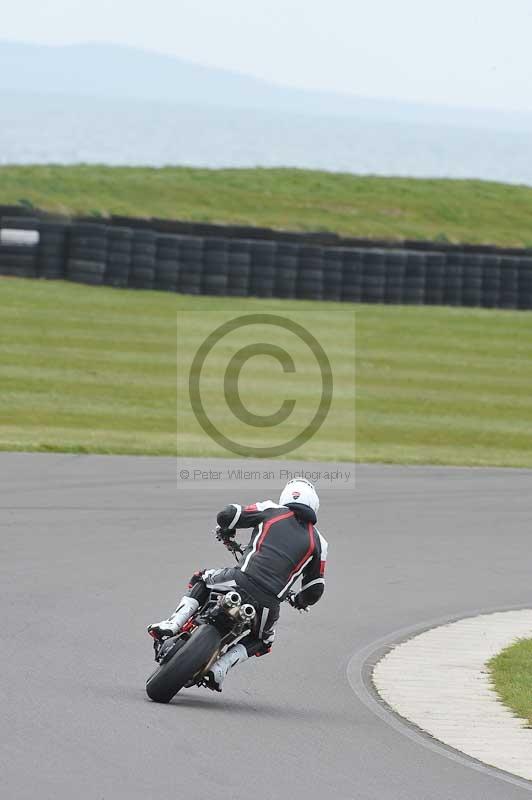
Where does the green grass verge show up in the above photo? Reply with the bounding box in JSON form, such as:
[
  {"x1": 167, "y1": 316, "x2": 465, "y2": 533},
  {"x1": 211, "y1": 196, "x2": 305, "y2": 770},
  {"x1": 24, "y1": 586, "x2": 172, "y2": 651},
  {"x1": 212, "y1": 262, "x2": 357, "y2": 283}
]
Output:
[
  {"x1": 2, "y1": 278, "x2": 532, "y2": 464},
  {"x1": 3, "y1": 165, "x2": 532, "y2": 246},
  {"x1": 489, "y1": 639, "x2": 532, "y2": 727}
]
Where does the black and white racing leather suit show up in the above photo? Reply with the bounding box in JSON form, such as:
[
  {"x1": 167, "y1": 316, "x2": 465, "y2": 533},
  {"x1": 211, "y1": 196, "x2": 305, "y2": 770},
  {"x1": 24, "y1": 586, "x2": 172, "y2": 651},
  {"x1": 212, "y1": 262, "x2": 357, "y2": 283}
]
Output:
[{"x1": 186, "y1": 500, "x2": 328, "y2": 658}]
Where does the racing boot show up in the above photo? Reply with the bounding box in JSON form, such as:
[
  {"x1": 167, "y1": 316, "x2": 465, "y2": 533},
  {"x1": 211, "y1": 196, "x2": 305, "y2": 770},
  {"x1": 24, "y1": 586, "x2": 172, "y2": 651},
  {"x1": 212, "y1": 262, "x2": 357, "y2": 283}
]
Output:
[
  {"x1": 148, "y1": 596, "x2": 199, "y2": 639},
  {"x1": 204, "y1": 643, "x2": 248, "y2": 692}
]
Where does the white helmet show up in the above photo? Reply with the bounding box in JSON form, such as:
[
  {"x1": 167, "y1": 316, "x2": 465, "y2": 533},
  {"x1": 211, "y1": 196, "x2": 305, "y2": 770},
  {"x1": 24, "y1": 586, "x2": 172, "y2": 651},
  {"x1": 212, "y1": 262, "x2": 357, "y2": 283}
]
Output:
[{"x1": 279, "y1": 477, "x2": 319, "y2": 515}]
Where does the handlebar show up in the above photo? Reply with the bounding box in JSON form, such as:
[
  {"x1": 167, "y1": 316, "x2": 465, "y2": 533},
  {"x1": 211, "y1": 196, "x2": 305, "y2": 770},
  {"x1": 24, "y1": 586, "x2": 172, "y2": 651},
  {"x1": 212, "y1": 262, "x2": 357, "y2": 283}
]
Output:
[{"x1": 213, "y1": 527, "x2": 244, "y2": 561}]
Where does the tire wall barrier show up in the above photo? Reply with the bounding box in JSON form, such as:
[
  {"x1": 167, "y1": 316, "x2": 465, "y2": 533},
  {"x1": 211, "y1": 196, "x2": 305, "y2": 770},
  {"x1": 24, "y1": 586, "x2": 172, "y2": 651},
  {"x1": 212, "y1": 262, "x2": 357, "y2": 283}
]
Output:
[{"x1": 1, "y1": 210, "x2": 532, "y2": 310}]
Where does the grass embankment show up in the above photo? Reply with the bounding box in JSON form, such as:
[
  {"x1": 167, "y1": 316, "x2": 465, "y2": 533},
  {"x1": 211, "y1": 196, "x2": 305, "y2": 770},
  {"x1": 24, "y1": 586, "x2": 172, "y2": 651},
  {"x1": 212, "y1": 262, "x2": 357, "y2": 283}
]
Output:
[
  {"x1": 1, "y1": 278, "x2": 532, "y2": 465},
  {"x1": 2, "y1": 165, "x2": 532, "y2": 246},
  {"x1": 489, "y1": 639, "x2": 532, "y2": 726}
]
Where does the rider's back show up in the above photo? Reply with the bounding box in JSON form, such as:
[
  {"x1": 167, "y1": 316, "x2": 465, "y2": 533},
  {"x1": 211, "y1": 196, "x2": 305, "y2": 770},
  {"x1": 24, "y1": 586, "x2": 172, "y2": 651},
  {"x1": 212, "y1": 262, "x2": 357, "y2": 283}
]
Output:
[{"x1": 218, "y1": 500, "x2": 326, "y2": 603}]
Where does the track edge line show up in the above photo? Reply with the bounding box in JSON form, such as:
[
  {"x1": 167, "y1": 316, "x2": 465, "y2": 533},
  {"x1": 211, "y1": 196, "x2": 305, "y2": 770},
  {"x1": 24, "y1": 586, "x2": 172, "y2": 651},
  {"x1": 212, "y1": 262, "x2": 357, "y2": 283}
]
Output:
[{"x1": 346, "y1": 603, "x2": 532, "y2": 794}]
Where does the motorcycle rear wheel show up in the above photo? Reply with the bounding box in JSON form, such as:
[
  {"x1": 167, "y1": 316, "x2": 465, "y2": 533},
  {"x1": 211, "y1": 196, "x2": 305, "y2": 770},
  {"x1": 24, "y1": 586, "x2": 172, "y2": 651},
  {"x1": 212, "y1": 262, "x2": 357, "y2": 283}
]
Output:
[{"x1": 146, "y1": 625, "x2": 221, "y2": 703}]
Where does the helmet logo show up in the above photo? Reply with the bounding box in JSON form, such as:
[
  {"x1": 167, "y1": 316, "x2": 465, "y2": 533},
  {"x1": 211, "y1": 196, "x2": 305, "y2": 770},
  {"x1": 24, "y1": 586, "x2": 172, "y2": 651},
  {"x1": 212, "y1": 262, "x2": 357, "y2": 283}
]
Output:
[{"x1": 292, "y1": 491, "x2": 300, "y2": 499}]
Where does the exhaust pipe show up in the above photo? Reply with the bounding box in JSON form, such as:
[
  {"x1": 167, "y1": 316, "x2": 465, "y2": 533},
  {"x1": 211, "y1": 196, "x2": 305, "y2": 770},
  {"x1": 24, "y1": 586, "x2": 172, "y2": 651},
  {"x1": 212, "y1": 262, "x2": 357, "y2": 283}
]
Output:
[
  {"x1": 223, "y1": 591, "x2": 242, "y2": 609},
  {"x1": 239, "y1": 603, "x2": 256, "y2": 622}
]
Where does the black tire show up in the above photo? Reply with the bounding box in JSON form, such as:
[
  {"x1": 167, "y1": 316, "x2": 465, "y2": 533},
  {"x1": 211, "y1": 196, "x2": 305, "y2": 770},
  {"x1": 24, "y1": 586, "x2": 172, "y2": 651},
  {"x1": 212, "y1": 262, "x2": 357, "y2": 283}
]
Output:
[
  {"x1": 39, "y1": 243, "x2": 66, "y2": 258},
  {"x1": 178, "y1": 269, "x2": 201, "y2": 284},
  {"x1": 1, "y1": 216, "x2": 40, "y2": 230},
  {"x1": 108, "y1": 227, "x2": 133, "y2": 239},
  {"x1": 154, "y1": 260, "x2": 179, "y2": 274},
  {"x1": 481, "y1": 291, "x2": 501, "y2": 308},
  {"x1": 133, "y1": 243, "x2": 157, "y2": 258},
  {"x1": 69, "y1": 272, "x2": 104, "y2": 286},
  {"x1": 0, "y1": 265, "x2": 37, "y2": 278},
  {"x1": 70, "y1": 236, "x2": 108, "y2": 251},
  {"x1": 178, "y1": 285, "x2": 201, "y2": 296},
  {"x1": 146, "y1": 625, "x2": 221, "y2": 703},
  {"x1": 68, "y1": 259, "x2": 106, "y2": 276},
  {"x1": 402, "y1": 287, "x2": 425, "y2": 305},
  {"x1": 518, "y1": 294, "x2": 532, "y2": 310},
  {"x1": 180, "y1": 246, "x2": 203, "y2": 260},
  {"x1": 341, "y1": 284, "x2": 361, "y2": 302},
  {"x1": 298, "y1": 267, "x2": 323, "y2": 283},
  {"x1": 274, "y1": 270, "x2": 297, "y2": 298},
  {"x1": 225, "y1": 287, "x2": 249, "y2": 297},
  {"x1": 107, "y1": 253, "x2": 131, "y2": 267},
  {"x1": 39, "y1": 257, "x2": 65, "y2": 279},
  {"x1": 444, "y1": 291, "x2": 463, "y2": 307},
  {"x1": 500, "y1": 293, "x2": 518, "y2": 309},
  {"x1": 39, "y1": 233, "x2": 65, "y2": 247},
  {"x1": 362, "y1": 285, "x2": 385, "y2": 303},
  {"x1": 228, "y1": 264, "x2": 250, "y2": 278},
  {"x1": 227, "y1": 253, "x2": 249, "y2": 267},
  {"x1": 69, "y1": 246, "x2": 107, "y2": 262},
  {"x1": 133, "y1": 228, "x2": 157, "y2": 239},
  {"x1": 108, "y1": 242, "x2": 132, "y2": 256},
  {"x1": 157, "y1": 244, "x2": 180, "y2": 258},
  {"x1": 202, "y1": 259, "x2": 229, "y2": 274},
  {"x1": 250, "y1": 241, "x2": 275, "y2": 257},
  {"x1": 0, "y1": 254, "x2": 36, "y2": 269},
  {"x1": 70, "y1": 223, "x2": 107, "y2": 235},
  {"x1": 179, "y1": 259, "x2": 203, "y2": 274},
  {"x1": 462, "y1": 289, "x2": 482, "y2": 306},
  {"x1": 129, "y1": 270, "x2": 155, "y2": 289},
  {"x1": 384, "y1": 287, "x2": 403, "y2": 304}
]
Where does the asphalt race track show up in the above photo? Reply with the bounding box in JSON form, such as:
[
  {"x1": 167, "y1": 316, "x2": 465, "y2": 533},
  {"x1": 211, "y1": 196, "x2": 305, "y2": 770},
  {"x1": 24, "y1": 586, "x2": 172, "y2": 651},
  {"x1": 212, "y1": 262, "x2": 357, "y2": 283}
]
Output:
[{"x1": 2, "y1": 453, "x2": 532, "y2": 800}]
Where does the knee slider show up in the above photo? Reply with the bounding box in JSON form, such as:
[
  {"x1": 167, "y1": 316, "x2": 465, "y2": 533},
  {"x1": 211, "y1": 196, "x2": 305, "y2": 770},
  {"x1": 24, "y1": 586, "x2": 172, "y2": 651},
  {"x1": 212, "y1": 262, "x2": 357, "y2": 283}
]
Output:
[
  {"x1": 187, "y1": 570, "x2": 205, "y2": 589},
  {"x1": 243, "y1": 639, "x2": 272, "y2": 658},
  {"x1": 186, "y1": 570, "x2": 209, "y2": 604},
  {"x1": 255, "y1": 642, "x2": 272, "y2": 658}
]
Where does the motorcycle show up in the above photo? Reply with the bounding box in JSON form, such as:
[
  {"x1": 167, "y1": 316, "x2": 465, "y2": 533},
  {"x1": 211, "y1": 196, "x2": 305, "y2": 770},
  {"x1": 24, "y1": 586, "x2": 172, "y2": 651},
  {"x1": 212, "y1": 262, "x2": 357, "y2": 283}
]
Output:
[{"x1": 146, "y1": 532, "x2": 300, "y2": 704}]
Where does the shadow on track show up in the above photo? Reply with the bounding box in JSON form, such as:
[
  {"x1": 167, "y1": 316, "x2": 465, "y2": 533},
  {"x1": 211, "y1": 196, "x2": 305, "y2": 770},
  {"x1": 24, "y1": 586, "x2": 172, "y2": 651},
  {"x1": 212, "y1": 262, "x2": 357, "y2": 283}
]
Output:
[{"x1": 143, "y1": 691, "x2": 353, "y2": 726}]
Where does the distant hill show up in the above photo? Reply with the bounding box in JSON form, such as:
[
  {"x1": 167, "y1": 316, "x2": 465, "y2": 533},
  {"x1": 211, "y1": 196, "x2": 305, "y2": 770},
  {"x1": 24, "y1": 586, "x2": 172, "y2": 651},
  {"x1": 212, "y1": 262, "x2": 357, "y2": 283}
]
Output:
[{"x1": 1, "y1": 40, "x2": 531, "y2": 132}]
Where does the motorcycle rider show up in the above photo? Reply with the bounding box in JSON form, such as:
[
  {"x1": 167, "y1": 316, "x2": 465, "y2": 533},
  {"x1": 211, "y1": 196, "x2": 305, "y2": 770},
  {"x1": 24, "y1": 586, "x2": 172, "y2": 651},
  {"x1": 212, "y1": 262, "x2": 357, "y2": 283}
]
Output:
[{"x1": 148, "y1": 477, "x2": 328, "y2": 692}]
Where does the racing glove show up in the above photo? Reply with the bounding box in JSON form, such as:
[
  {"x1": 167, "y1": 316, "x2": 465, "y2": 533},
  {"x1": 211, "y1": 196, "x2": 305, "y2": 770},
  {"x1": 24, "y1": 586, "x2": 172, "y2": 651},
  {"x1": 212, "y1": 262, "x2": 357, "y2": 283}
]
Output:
[
  {"x1": 214, "y1": 525, "x2": 239, "y2": 552},
  {"x1": 287, "y1": 592, "x2": 309, "y2": 613}
]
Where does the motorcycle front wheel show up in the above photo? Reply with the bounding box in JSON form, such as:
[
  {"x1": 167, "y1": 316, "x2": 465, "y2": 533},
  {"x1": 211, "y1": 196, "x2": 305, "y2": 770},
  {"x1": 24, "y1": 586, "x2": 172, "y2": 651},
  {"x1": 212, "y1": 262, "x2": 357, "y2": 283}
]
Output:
[{"x1": 146, "y1": 625, "x2": 221, "y2": 704}]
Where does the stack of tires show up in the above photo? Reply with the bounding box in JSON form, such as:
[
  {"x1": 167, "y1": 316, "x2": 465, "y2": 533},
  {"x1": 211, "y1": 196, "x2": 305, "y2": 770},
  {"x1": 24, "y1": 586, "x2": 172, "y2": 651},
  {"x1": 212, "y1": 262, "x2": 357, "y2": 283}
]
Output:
[
  {"x1": 424, "y1": 253, "x2": 446, "y2": 305},
  {"x1": 517, "y1": 258, "x2": 532, "y2": 310},
  {"x1": 341, "y1": 249, "x2": 363, "y2": 302},
  {"x1": 273, "y1": 242, "x2": 298, "y2": 299},
  {"x1": 0, "y1": 217, "x2": 39, "y2": 278},
  {"x1": 499, "y1": 256, "x2": 519, "y2": 309},
  {"x1": 461, "y1": 253, "x2": 483, "y2": 307},
  {"x1": 443, "y1": 252, "x2": 464, "y2": 306},
  {"x1": 296, "y1": 245, "x2": 324, "y2": 300},
  {"x1": 5, "y1": 209, "x2": 532, "y2": 313},
  {"x1": 402, "y1": 252, "x2": 426, "y2": 304},
  {"x1": 227, "y1": 240, "x2": 251, "y2": 296},
  {"x1": 384, "y1": 251, "x2": 407, "y2": 304},
  {"x1": 249, "y1": 241, "x2": 276, "y2": 298},
  {"x1": 67, "y1": 223, "x2": 107, "y2": 286},
  {"x1": 129, "y1": 230, "x2": 157, "y2": 290},
  {"x1": 105, "y1": 227, "x2": 133, "y2": 288},
  {"x1": 177, "y1": 236, "x2": 203, "y2": 295},
  {"x1": 37, "y1": 221, "x2": 69, "y2": 279},
  {"x1": 480, "y1": 255, "x2": 501, "y2": 308},
  {"x1": 361, "y1": 250, "x2": 385, "y2": 304},
  {"x1": 321, "y1": 248, "x2": 343, "y2": 302},
  {"x1": 154, "y1": 234, "x2": 181, "y2": 292},
  {"x1": 201, "y1": 237, "x2": 228, "y2": 296}
]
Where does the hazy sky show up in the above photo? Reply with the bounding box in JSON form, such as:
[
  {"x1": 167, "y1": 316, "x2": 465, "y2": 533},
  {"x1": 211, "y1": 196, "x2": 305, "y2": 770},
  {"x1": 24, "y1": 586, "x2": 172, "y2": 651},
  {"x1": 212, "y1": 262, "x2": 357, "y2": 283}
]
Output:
[{"x1": 3, "y1": 0, "x2": 532, "y2": 112}]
